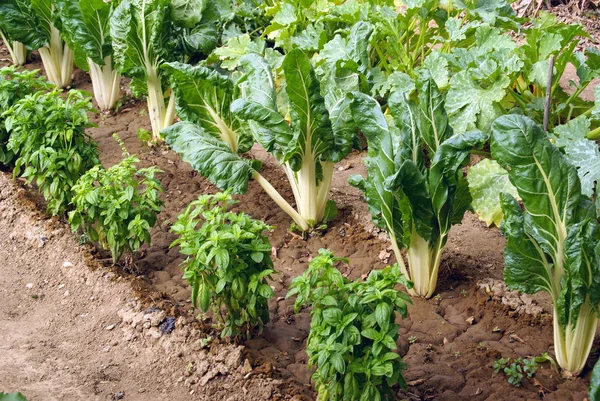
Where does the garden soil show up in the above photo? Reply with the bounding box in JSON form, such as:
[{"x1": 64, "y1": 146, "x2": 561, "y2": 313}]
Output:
[{"x1": 1, "y1": 35, "x2": 599, "y2": 400}]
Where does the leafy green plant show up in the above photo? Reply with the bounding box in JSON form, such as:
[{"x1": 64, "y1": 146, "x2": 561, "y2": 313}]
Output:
[
  {"x1": 69, "y1": 135, "x2": 163, "y2": 264},
  {"x1": 287, "y1": 249, "x2": 412, "y2": 400},
  {"x1": 163, "y1": 49, "x2": 358, "y2": 231},
  {"x1": 0, "y1": 393, "x2": 28, "y2": 401},
  {"x1": 492, "y1": 114, "x2": 600, "y2": 377},
  {"x1": 54, "y1": 0, "x2": 121, "y2": 110},
  {"x1": 349, "y1": 75, "x2": 487, "y2": 298},
  {"x1": 0, "y1": 0, "x2": 74, "y2": 88},
  {"x1": 170, "y1": 192, "x2": 275, "y2": 338},
  {"x1": 4, "y1": 89, "x2": 99, "y2": 215},
  {"x1": 110, "y1": 0, "x2": 221, "y2": 141},
  {"x1": 493, "y1": 354, "x2": 555, "y2": 386},
  {"x1": 0, "y1": 67, "x2": 52, "y2": 165}
]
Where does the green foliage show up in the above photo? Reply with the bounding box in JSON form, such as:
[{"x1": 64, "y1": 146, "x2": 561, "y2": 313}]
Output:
[
  {"x1": 590, "y1": 359, "x2": 600, "y2": 401},
  {"x1": 0, "y1": 0, "x2": 48, "y2": 51},
  {"x1": 493, "y1": 354, "x2": 555, "y2": 387},
  {"x1": 54, "y1": 0, "x2": 114, "y2": 71},
  {"x1": 467, "y1": 158, "x2": 518, "y2": 227},
  {"x1": 69, "y1": 135, "x2": 163, "y2": 264},
  {"x1": 163, "y1": 49, "x2": 358, "y2": 230},
  {"x1": 0, "y1": 0, "x2": 75, "y2": 88},
  {"x1": 162, "y1": 61, "x2": 253, "y2": 153},
  {"x1": 0, "y1": 393, "x2": 28, "y2": 401},
  {"x1": 492, "y1": 114, "x2": 600, "y2": 376},
  {"x1": 4, "y1": 89, "x2": 99, "y2": 215},
  {"x1": 348, "y1": 75, "x2": 487, "y2": 298},
  {"x1": 0, "y1": 67, "x2": 52, "y2": 165},
  {"x1": 170, "y1": 192, "x2": 275, "y2": 338},
  {"x1": 287, "y1": 249, "x2": 412, "y2": 401}
]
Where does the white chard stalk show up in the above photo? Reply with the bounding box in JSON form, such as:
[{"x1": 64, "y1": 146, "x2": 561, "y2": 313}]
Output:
[
  {"x1": 38, "y1": 26, "x2": 74, "y2": 88},
  {"x1": 553, "y1": 301, "x2": 598, "y2": 377},
  {"x1": 146, "y1": 65, "x2": 175, "y2": 141},
  {"x1": 12, "y1": 41, "x2": 26, "y2": 66},
  {"x1": 0, "y1": 29, "x2": 27, "y2": 66},
  {"x1": 88, "y1": 56, "x2": 121, "y2": 110}
]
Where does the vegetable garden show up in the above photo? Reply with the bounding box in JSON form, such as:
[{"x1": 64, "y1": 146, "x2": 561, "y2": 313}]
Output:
[{"x1": 0, "y1": 0, "x2": 599, "y2": 400}]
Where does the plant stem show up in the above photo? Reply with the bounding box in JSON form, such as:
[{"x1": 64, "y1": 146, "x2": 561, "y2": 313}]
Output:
[
  {"x1": 38, "y1": 26, "x2": 74, "y2": 88},
  {"x1": 146, "y1": 66, "x2": 175, "y2": 141},
  {"x1": 251, "y1": 171, "x2": 309, "y2": 232},
  {"x1": 553, "y1": 299, "x2": 598, "y2": 377},
  {"x1": 588, "y1": 126, "x2": 600, "y2": 140},
  {"x1": 0, "y1": 30, "x2": 26, "y2": 66},
  {"x1": 88, "y1": 56, "x2": 121, "y2": 110}
]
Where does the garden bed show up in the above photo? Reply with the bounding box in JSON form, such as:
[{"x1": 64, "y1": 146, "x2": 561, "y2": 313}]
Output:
[{"x1": 0, "y1": 26, "x2": 599, "y2": 401}]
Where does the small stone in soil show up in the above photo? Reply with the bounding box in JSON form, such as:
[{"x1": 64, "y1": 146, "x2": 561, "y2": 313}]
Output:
[
  {"x1": 26, "y1": 283, "x2": 34, "y2": 289},
  {"x1": 159, "y1": 317, "x2": 176, "y2": 334},
  {"x1": 63, "y1": 261, "x2": 74, "y2": 268},
  {"x1": 105, "y1": 324, "x2": 116, "y2": 331}
]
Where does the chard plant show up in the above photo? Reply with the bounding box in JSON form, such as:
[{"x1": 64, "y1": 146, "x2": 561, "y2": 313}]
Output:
[
  {"x1": 69, "y1": 135, "x2": 163, "y2": 264},
  {"x1": 170, "y1": 192, "x2": 275, "y2": 338},
  {"x1": 54, "y1": 0, "x2": 121, "y2": 110},
  {"x1": 110, "y1": 0, "x2": 177, "y2": 140},
  {"x1": 4, "y1": 90, "x2": 99, "y2": 215},
  {"x1": 163, "y1": 50, "x2": 357, "y2": 231},
  {"x1": 0, "y1": 67, "x2": 52, "y2": 165},
  {"x1": 0, "y1": 29, "x2": 27, "y2": 66},
  {"x1": 110, "y1": 0, "x2": 220, "y2": 141},
  {"x1": 287, "y1": 249, "x2": 412, "y2": 400},
  {"x1": 0, "y1": 0, "x2": 74, "y2": 88},
  {"x1": 349, "y1": 76, "x2": 487, "y2": 298},
  {"x1": 491, "y1": 114, "x2": 600, "y2": 377}
]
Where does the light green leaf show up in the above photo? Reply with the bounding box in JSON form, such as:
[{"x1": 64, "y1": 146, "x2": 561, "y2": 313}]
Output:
[
  {"x1": 446, "y1": 70, "x2": 509, "y2": 133},
  {"x1": 468, "y1": 158, "x2": 518, "y2": 226},
  {"x1": 552, "y1": 115, "x2": 600, "y2": 197}
]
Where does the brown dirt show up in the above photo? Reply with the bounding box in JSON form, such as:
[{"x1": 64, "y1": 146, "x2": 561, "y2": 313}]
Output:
[{"x1": 0, "y1": 36, "x2": 598, "y2": 401}]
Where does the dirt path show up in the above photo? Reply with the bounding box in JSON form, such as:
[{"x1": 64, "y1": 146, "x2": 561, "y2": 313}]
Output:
[{"x1": 0, "y1": 174, "x2": 303, "y2": 401}]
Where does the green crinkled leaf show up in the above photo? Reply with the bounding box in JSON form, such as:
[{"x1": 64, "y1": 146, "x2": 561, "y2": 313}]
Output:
[
  {"x1": 170, "y1": 0, "x2": 206, "y2": 28},
  {"x1": 468, "y1": 158, "x2": 518, "y2": 226},
  {"x1": 446, "y1": 70, "x2": 509, "y2": 133},
  {"x1": 500, "y1": 193, "x2": 554, "y2": 295},
  {"x1": 283, "y1": 49, "x2": 335, "y2": 165},
  {"x1": 551, "y1": 115, "x2": 600, "y2": 197},
  {"x1": 162, "y1": 61, "x2": 251, "y2": 153},
  {"x1": 491, "y1": 114, "x2": 600, "y2": 329},
  {"x1": 491, "y1": 115, "x2": 582, "y2": 258},
  {"x1": 421, "y1": 51, "x2": 449, "y2": 90},
  {"x1": 232, "y1": 53, "x2": 293, "y2": 157},
  {"x1": 429, "y1": 131, "x2": 488, "y2": 235},
  {"x1": 162, "y1": 121, "x2": 254, "y2": 193},
  {"x1": 54, "y1": 0, "x2": 113, "y2": 69},
  {"x1": 349, "y1": 92, "x2": 405, "y2": 240},
  {"x1": 110, "y1": 0, "x2": 172, "y2": 83},
  {"x1": 182, "y1": 8, "x2": 219, "y2": 55},
  {"x1": 212, "y1": 34, "x2": 265, "y2": 71},
  {"x1": 0, "y1": 0, "x2": 48, "y2": 50}
]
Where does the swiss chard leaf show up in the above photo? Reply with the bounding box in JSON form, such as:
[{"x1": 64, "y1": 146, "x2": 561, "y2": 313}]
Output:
[
  {"x1": 163, "y1": 61, "x2": 252, "y2": 153},
  {"x1": 54, "y1": 0, "x2": 113, "y2": 69},
  {"x1": 162, "y1": 121, "x2": 255, "y2": 194}
]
